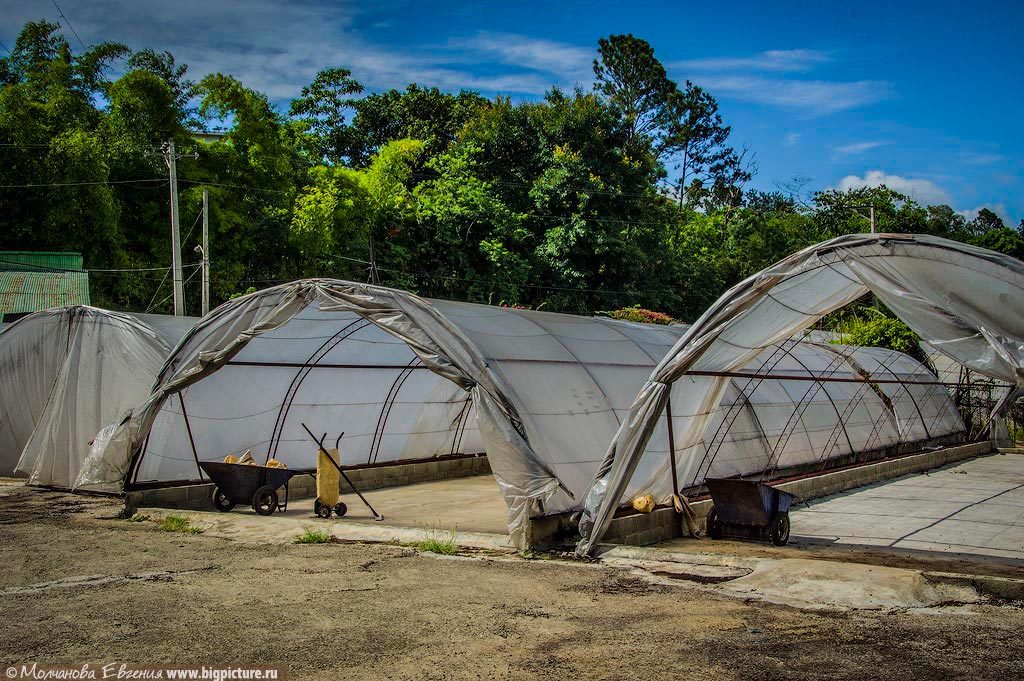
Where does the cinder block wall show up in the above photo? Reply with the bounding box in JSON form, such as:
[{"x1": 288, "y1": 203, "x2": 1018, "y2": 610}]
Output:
[
  {"x1": 527, "y1": 440, "x2": 993, "y2": 549},
  {"x1": 127, "y1": 454, "x2": 490, "y2": 512}
]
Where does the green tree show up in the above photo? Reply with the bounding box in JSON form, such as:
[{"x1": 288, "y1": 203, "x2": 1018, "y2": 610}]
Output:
[
  {"x1": 289, "y1": 67, "x2": 364, "y2": 163},
  {"x1": 592, "y1": 33, "x2": 676, "y2": 158}
]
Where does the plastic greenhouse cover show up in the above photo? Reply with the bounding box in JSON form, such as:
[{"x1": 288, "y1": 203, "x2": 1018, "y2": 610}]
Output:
[
  {"x1": 0, "y1": 307, "x2": 175, "y2": 486},
  {"x1": 577, "y1": 234, "x2": 1024, "y2": 556},
  {"x1": 77, "y1": 274, "x2": 962, "y2": 548}
]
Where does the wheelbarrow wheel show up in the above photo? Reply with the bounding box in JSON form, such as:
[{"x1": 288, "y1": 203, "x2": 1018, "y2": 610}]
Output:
[
  {"x1": 770, "y1": 512, "x2": 791, "y2": 546},
  {"x1": 212, "y1": 487, "x2": 235, "y2": 512},
  {"x1": 313, "y1": 499, "x2": 332, "y2": 519},
  {"x1": 706, "y1": 507, "x2": 722, "y2": 539},
  {"x1": 252, "y1": 485, "x2": 278, "y2": 516},
  {"x1": 334, "y1": 502, "x2": 348, "y2": 517}
]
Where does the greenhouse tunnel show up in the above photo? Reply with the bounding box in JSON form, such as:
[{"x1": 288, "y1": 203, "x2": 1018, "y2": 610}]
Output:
[
  {"x1": 577, "y1": 233, "x2": 1024, "y2": 556},
  {"x1": 81, "y1": 277, "x2": 966, "y2": 549},
  {"x1": 0, "y1": 306, "x2": 195, "y2": 486}
]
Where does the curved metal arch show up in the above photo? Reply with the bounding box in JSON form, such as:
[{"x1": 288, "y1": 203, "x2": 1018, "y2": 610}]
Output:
[
  {"x1": 368, "y1": 356, "x2": 423, "y2": 464},
  {"x1": 863, "y1": 349, "x2": 934, "y2": 441},
  {"x1": 689, "y1": 342, "x2": 795, "y2": 486},
  {"x1": 265, "y1": 317, "x2": 372, "y2": 461},
  {"x1": 762, "y1": 344, "x2": 851, "y2": 480}
]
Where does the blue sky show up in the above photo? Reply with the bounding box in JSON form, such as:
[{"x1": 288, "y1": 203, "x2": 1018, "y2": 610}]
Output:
[{"x1": 3, "y1": 0, "x2": 1021, "y2": 223}]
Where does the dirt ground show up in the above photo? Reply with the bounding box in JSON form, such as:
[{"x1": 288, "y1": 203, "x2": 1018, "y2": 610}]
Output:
[{"x1": 2, "y1": 487, "x2": 1023, "y2": 680}]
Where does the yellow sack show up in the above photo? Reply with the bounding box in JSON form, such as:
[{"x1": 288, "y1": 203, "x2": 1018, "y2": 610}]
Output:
[
  {"x1": 223, "y1": 454, "x2": 239, "y2": 464},
  {"x1": 266, "y1": 458, "x2": 287, "y2": 469},
  {"x1": 631, "y1": 495, "x2": 655, "y2": 514},
  {"x1": 317, "y1": 447, "x2": 341, "y2": 508},
  {"x1": 236, "y1": 450, "x2": 257, "y2": 466}
]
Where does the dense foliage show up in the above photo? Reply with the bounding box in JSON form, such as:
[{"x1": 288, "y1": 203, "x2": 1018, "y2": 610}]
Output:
[
  {"x1": 830, "y1": 306, "x2": 926, "y2": 362},
  {"x1": 2, "y1": 22, "x2": 1021, "y2": 321}
]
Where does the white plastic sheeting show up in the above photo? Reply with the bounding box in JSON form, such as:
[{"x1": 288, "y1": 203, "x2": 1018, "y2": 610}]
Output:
[
  {"x1": 577, "y1": 234, "x2": 1024, "y2": 555},
  {"x1": 78, "y1": 277, "x2": 962, "y2": 547},
  {"x1": 0, "y1": 307, "x2": 175, "y2": 487}
]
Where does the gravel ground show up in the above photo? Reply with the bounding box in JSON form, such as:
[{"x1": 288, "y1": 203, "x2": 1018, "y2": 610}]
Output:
[{"x1": 2, "y1": 487, "x2": 1023, "y2": 680}]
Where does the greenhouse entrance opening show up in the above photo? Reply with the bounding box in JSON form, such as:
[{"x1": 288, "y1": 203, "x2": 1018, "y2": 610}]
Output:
[{"x1": 127, "y1": 303, "x2": 512, "y2": 536}]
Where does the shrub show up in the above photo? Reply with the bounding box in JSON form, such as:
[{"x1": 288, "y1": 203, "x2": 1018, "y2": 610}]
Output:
[
  {"x1": 158, "y1": 514, "x2": 203, "y2": 534},
  {"x1": 603, "y1": 305, "x2": 676, "y2": 325},
  {"x1": 294, "y1": 528, "x2": 332, "y2": 544},
  {"x1": 414, "y1": 528, "x2": 458, "y2": 555},
  {"x1": 834, "y1": 309, "x2": 923, "y2": 361}
]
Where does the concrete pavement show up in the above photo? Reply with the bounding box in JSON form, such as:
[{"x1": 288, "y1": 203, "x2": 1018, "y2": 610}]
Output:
[{"x1": 792, "y1": 452, "x2": 1024, "y2": 561}]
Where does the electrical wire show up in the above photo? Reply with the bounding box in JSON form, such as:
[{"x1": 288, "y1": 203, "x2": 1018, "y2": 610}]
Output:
[
  {"x1": 144, "y1": 265, "x2": 202, "y2": 314},
  {"x1": 0, "y1": 257, "x2": 200, "y2": 274},
  {"x1": 142, "y1": 267, "x2": 171, "y2": 314},
  {"x1": 49, "y1": 0, "x2": 86, "y2": 51},
  {"x1": 0, "y1": 178, "x2": 167, "y2": 188}
]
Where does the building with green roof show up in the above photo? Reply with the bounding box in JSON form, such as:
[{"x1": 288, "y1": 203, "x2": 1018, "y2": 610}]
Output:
[{"x1": 0, "y1": 252, "x2": 90, "y2": 323}]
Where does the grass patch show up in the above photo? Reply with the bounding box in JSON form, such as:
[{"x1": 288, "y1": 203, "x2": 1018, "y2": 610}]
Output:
[
  {"x1": 127, "y1": 513, "x2": 150, "y2": 523},
  {"x1": 413, "y1": 528, "x2": 458, "y2": 555},
  {"x1": 294, "y1": 528, "x2": 332, "y2": 544},
  {"x1": 158, "y1": 514, "x2": 203, "y2": 534}
]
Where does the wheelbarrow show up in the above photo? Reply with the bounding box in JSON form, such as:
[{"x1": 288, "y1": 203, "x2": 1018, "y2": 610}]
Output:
[
  {"x1": 703, "y1": 477, "x2": 795, "y2": 546},
  {"x1": 198, "y1": 460, "x2": 313, "y2": 516}
]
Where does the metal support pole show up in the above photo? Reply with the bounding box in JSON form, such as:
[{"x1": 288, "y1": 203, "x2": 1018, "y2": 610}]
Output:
[
  {"x1": 666, "y1": 392, "x2": 679, "y2": 495},
  {"x1": 178, "y1": 392, "x2": 204, "y2": 481},
  {"x1": 201, "y1": 188, "x2": 210, "y2": 316}
]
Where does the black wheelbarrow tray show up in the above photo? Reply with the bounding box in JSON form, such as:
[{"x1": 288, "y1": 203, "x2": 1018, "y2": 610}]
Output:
[
  {"x1": 198, "y1": 461, "x2": 314, "y2": 516},
  {"x1": 703, "y1": 477, "x2": 795, "y2": 546}
]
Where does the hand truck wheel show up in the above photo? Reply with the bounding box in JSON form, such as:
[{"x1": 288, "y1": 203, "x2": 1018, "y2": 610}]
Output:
[
  {"x1": 252, "y1": 485, "x2": 278, "y2": 516},
  {"x1": 313, "y1": 499, "x2": 332, "y2": 519},
  {"x1": 334, "y1": 502, "x2": 348, "y2": 517}
]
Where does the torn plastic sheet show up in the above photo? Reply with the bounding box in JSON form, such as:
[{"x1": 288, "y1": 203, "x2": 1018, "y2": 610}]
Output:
[
  {"x1": 0, "y1": 306, "x2": 172, "y2": 487},
  {"x1": 577, "y1": 234, "x2": 1024, "y2": 556},
  {"x1": 77, "y1": 280, "x2": 562, "y2": 547}
]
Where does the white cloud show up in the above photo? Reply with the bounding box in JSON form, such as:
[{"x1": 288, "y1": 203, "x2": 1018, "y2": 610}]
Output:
[
  {"x1": 960, "y1": 152, "x2": 1004, "y2": 166},
  {"x1": 1, "y1": 0, "x2": 572, "y2": 99},
  {"x1": 784, "y1": 132, "x2": 801, "y2": 146},
  {"x1": 833, "y1": 141, "x2": 886, "y2": 156},
  {"x1": 958, "y1": 204, "x2": 1012, "y2": 224},
  {"x1": 837, "y1": 170, "x2": 952, "y2": 205},
  {"x1": 674, "y1": 49, "x2": 831, "y2": 73},
  {"x1": 452, "y1": 33, "x2": 593, "y2": 84},
  {"x1": 694, "y1": 75, "x2": 890, "y2": 115}
]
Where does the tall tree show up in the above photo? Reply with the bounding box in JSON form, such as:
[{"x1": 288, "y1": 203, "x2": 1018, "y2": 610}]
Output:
[
  {"x1": 663, "y1": 81, "x2": 747, "y2": 206},
  {"x1": 288, "y1": 67, "x2": 364, "y2": 163},
  {"x1": 592, "y1": 34, "x2": 676, "y2": 156}
]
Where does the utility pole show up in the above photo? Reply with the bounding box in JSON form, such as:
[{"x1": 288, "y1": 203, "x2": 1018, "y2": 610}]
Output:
[
  {"x1": 166, "y1": 140, "x2": 184, "y2": 315},
  {"x1": 853, "y1": 204, "x2": 877, "y2": 235},
  {"x1": 201, "y1": 188, "x2": 210, "y2": 316},
  {"x1": 152, "y1": 140, "x2": 197, "y2": 316}
]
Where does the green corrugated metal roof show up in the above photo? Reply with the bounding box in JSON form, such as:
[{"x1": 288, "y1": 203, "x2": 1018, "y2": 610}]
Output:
[
  {"x1": 0, "y1": 270, "x2": 90, "y2": 315},
  {"x1": 0, "y1": 251, "x2": 84, "y2": 272}
]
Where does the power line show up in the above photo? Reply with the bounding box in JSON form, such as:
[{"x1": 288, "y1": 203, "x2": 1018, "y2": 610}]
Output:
[
  {"x1": 0, "y1": 178, "x2": 166, "y2": 188},
  {"x1": 145, "y1": 265, "x2": 202, "y2": 314},
  {"x1": 0, "y1": 39, "x2": 11, "y2": 56},
  {"x1": 50, "y1": 0, "x2": 86, "y2": 51},
  {"x1": 0, "y1": 257, "x2": 200, "y2": 274},
  {"x1": 143, "y1": 268, "x2": 171, "y2": 313}
]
